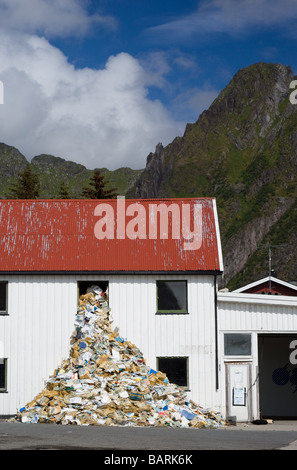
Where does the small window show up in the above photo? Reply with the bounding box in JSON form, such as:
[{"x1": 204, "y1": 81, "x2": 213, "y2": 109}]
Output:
[
  {"x1": 0, "y1": 359, "x2": 7, "y2": 391},
  {"x1": 0, "y1": 282, "x2": 7, "y2": 314},
  {"x1": 157, "y1": 357, "x2": 188, "y2": 388},
  {"x1": 224, "y1": 333, "x2": 251, "y2": 356},
  {"x1": 156, "y1": 280, "x2": 187, "y2": 313},
  {"x1": 77, "y1": 281, "x2": 109, "y2": 302}
]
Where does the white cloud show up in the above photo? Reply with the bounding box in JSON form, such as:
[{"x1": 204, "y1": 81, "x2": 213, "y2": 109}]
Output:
[
  {"x1": 0, "y1": 32, "x2": 184, "y2": 169},
  {"x1": 147, "y1": 0, "x2": 297, "y2": 39},
  {"x1": 0, "y1": 0, "x2": 116, "y2": 38},
  {"x1": 0, "y1": 1, "x2": 219, "y2": 171}
]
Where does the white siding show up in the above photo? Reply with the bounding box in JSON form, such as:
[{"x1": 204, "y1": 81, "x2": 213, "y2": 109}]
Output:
[
  {"x1": 218, "y1": 292, "x2": 297, "y2": 333},
  {"x1": 110, "y1": 274, "x2": 219, "y2": 411},
  {"x1": 0, "y1": 275, "x2": 77, "y2": 415},
  {"x1": 217, "y1": 292, "x2": 297, "y2": 420},
  {"x1": 0, "y1": 273, "x2": 218, "y2": 415}
]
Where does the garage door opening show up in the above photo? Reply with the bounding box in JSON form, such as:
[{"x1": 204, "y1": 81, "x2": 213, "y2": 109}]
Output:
[{"x1": 258, "y1": 334, "x2": 297, "y2": 419}]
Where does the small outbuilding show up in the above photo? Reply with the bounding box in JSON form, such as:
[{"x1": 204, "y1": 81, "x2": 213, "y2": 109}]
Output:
[{"x1": 218, "y1": 279, "x2": 297, "y2": 422}]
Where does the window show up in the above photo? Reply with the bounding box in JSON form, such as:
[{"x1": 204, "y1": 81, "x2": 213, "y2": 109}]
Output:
[
  {"x1": 77, "y1": 281, "x2": 109, "y2": 301},
  {"x1": 157, "y1": 357, "x2": 188, "y2": 388},
  {"x1": 0, "y1": 359, "x2": 7, "y2": 391},
  {"x1": 156, "y1": 280, "x2": 188, "y2": 313},
  {"x1": 224, "y1": 334, "x2": 251, "y2": 356},
  {"x1": 0, "y1": 282, "x2": 7, "y2": 314}
]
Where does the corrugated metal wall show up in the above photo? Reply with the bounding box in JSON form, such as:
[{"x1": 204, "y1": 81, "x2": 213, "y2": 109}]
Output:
[
  {"x1": 0, "y1": 273, "x2": 218, "y2": 415},
  {"x1": 0, "y1": 275, "x2": 77, "y2": 415},
  {"x1": 218, "y1": 293, "x2": 297, "y2": 332},
  {"x1": 217, "y1": 293, "x2": 297, "y2": 420},
  {"x1": 110, "y1": 274, "x2": 218, "y2": 411}
]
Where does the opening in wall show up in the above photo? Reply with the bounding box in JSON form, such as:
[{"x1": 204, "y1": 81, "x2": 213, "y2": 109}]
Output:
[
  {"x1": 77, "y1": 281, "x2": 109, "y2": 302},
  {"x1": 157, "y1": 356, "x2": 189, "y2": 388},
  {"x1": 0, "y1": 359, "x2": 7, "y2": 392},
  {"x1": 0, "y1": 282, "x2": 8, "y2": 314}
]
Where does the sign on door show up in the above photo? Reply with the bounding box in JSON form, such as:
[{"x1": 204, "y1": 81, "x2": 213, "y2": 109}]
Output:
[{"x1": 227, "y1": 363, "x2": 251, "y2": 422}]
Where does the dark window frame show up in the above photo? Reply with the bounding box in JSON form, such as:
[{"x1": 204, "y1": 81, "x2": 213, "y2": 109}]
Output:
[
  {"x1": 156, "y1": 280, "x2": 188, "y2": 314},
  {"x1": 0, "y1": 282, "x2": 8, "y2": 315},
  {"x1": 0, "y1": 359, "x2": 7, "y2": 392},
  {"x1": 224, "y1": 333, "x2": 252, "y2": 356}
]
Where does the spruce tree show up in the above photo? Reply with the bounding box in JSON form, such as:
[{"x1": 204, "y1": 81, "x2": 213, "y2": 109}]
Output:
[
  {"x1": 58, "y1": 181, "x2": 71, "y2": 199},
  {"x1": 81, "y1": 169, "x2": 117, "y2": 199},
  {"x1": 7, "y1": 164, "x2": 40, "y2": 199}
]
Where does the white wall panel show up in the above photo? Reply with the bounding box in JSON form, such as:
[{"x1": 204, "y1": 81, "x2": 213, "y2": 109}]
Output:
[
  {"x1": 0, "y1": 273, "x2": 218, "y2": 415},
  {"x1": 0, "y1": 275, "x2": 77, "y2": 415},
  {"x1": 109, "y1": 274, "x2": 219, "y2": 411},
  {"x1": 218, "y1": 293, "x2": 297, "y2": 333}
]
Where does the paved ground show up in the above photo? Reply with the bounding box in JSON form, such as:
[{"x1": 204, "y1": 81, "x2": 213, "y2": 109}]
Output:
[
  {"x1": 227, "y1": 420, "x2": 297, "y2": 449},
  {"x1": 229, "y1": 420, "x2": 297, "y2": 431},
  {"x1": 1, "y1": 419, "x2": 297, "y2": 451}
]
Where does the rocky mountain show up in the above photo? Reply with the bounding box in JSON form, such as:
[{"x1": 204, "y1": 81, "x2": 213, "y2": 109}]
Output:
[
  {"x1": 0, "y1": 147, "x2": 143, "y2": 199},
  {"x1": 0, "y1": 143, "x2": 28, "y2": 195},
  {"x1": 128, "y1": 62, "x2": 297, "y2": 289},
  {"x1": 1, "y1": 62, "x2": 297, "y2": 290}
]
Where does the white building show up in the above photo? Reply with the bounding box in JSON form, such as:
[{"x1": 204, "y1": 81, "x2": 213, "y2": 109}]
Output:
[
  {"x1": 1, "y1": 198, "x2": 297, "y2": 422},
  {"x1": 218, "y1": 278, "x2": 297, "y2": 422},
  {"x1": 0, "y1": 197, "x2": 224, "y2": 417}
]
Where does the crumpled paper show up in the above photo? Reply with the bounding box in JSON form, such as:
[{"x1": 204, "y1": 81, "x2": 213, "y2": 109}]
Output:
[{"x1": 16, "y1": 286, "x2": 225, "y2": 428}]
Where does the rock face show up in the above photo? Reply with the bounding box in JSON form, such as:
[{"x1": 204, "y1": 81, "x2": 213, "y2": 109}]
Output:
[
  {"x1": 129, "y1": 63, "x2": 297, "y2": 288},
  {"x1": 134, "y1": 143, "x2": 166, "y2": 198},
  {"x1": 131, "y1": 63, "x2": 294, "y2": 200}
]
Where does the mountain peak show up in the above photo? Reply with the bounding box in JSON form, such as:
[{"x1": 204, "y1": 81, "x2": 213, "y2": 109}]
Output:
[
  {"x1": 129, "y1": 62, "x2": 297, "y2": 287},
  {"x1": 197, "y1": 62, "x2": 293, "y2": 139}
]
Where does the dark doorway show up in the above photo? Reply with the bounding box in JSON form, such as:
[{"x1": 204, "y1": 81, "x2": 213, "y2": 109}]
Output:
[{"x1": 258, "y1": 334, "x2": 297, "y2": 419}]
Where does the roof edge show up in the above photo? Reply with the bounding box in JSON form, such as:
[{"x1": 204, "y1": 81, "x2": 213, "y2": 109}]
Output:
[
  {"x1": 233, "y1": 276, "x2": 297, "y2": 293},
  {"x1": 0, "y1": 197, "x2": 216, "y2": 203},
  {"x1": 0, "y1": 270, "x2": 223, "y2": 276},
  {"x1": 212, "y1": 198, "x2": 224, "y2": 273}
]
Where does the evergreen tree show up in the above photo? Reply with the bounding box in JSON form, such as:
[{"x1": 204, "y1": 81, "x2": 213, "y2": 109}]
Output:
[
  {"x1": 81, "y1": 169, "x2": 118, "y2": 199},
  {"x1": 6, "y1": 164, "x2": 40, "y2": 199},
  {"x1": 58, "y1": 181, "x2": 71, "y2": 199}
]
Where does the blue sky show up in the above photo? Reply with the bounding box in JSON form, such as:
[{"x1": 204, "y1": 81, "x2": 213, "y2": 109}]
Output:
[
  {"x1": 52, "y1": 0, "x2": 297, "y2": 120},
  {"x1": 0, "y1": 0, "x2": 296, "y2": 170}
]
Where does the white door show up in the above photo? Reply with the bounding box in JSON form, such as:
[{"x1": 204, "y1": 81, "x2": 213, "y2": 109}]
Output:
[{"x1": 226, "y1": 363, "x2": 251, "y2": 422}]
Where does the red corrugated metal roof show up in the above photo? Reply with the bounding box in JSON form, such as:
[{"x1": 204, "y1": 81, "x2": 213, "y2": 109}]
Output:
[{"x1": 0, "y1": 198, "x2": 223, "y2": 273}]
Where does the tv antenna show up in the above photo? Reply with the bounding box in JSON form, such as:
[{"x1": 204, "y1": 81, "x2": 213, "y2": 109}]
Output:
[{"x1": 258, "y1": 244, "x2": 287, "y2": 293}]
